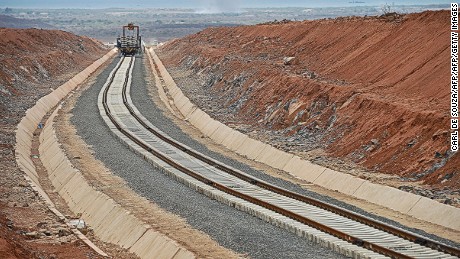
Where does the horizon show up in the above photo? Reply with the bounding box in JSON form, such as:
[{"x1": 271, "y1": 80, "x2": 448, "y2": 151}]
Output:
[{"x1": 0, "y1": 0, "x2": 451, "y2": 10}]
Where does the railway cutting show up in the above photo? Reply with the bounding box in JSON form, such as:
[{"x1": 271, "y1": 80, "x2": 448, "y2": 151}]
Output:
[{"x1": 96, "y1": 54, "x2": 460, "y2": 259}]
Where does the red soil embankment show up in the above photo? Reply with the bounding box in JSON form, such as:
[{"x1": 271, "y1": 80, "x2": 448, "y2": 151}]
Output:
[
  {"x1": 0, "y1": 28, "x2": 105, "y2": 97},
  {"x1": 0, "y1": 28, "x2": 107, "y2": 258},
  {"x1": 159, "y1": 11, "x2": 459, "y2": 188}
]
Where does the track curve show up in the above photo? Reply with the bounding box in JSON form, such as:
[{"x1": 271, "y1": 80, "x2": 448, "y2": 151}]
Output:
[{"x1": 98, "y1": 55, "x2": 460, "y2": 259}]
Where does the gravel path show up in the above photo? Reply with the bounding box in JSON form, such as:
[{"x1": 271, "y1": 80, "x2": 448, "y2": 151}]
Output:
[{"x1": 71, "y1": 54, "x2": 459, "y2": 258}]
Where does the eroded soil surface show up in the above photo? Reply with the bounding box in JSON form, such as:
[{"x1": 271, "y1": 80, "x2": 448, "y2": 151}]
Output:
[
  {"x1": 157, "y1": 11, "x2": 459, "y2": 204},
  {"x1": 0, "y1": 28, "x2": 108, "y2": 258}
]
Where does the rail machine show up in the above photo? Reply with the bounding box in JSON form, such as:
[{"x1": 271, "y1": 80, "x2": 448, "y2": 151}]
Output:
[{"x1": 116, "y1": 23, "x2": 142, "y2": 56}]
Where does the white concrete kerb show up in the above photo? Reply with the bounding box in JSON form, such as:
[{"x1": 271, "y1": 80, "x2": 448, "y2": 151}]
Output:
[
  {"x1": 14, "y1": 49, "x2": 118, "y2": 257},
  {"x1": 149, "y1": 47, "x2": 460, "y2": 232}
]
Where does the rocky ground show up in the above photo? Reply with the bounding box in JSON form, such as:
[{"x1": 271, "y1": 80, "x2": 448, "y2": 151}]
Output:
[
  {"x1": 156, "y1": 10, "x2": 460, "y2": 206},
  {"x1": 0, "y1": 27, "x2": 108, "y2": 258}
]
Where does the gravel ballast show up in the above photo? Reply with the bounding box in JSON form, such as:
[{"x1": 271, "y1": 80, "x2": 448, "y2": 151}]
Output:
[
  {"x1": 150, "y1": 54, "x2": 460, "y2": 250},
  {"x1": 71, "y1": 55, "x2": 345, "y2": 259},
  {"x1": 71, "y1": 54, "x2": 459, "y2": 258}
]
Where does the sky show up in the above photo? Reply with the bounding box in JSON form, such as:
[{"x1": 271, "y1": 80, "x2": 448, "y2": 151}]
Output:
[{"x1": 0, "y1": 0, "x2": 452, "y2": 9}]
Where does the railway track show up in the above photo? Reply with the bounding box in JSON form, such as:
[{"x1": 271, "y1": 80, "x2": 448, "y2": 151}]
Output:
[{"x1": 98, "y1": 55, "x2": 460, "y2": 259}]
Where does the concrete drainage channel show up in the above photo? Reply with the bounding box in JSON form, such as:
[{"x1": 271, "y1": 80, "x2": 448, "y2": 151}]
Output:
[
  {"x1": 14, "y1": 49, "x2": 116, "y2": 257},
  {"x1": 148, "y1": 49, "x2": 460, "y2": 257},
  {"x1": 97, "y1": 52, "x2": 460, "y2": 258},
  {"x1": 99, "y1": 56, "x2": 383, "y2": 258},
  {"x1": 16, "y1": 45, "x2": 459, "y2": 258},
  {"x1": 15, "y1": 48, "x2": 194, "y2": 259},
  {"x1": 149, "y1": 48, "x2": 460, "y2": 233},
  {"x1": 40, "y1": 104, "x2": 194, "y2": 259}
]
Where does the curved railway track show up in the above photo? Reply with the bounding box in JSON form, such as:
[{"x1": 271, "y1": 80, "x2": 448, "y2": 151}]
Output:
[{"x1": 98, "y1": 55, "x2": 460, "y2": 259}]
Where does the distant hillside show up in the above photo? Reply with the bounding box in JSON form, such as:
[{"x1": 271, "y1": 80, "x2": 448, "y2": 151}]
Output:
[
  {"x1": 0, "y1": 0, "x2": 451, "y2": 8},
  {"x1": 0, "y1": 14, "x2": 54, "y2": 29}
]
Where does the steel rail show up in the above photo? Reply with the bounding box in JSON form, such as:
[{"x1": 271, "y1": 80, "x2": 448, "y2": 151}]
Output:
[
  {"x1": 102, "y1": 56, "x2": 459, "y2": 259},
  {"x1": 148, "y1": 54, "x2": 460, "y2": 258}
]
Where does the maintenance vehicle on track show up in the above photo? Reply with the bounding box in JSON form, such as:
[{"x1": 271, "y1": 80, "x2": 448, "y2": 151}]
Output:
[{"x1": 116, "y1": 23, "x2": 142, "y2": 56}]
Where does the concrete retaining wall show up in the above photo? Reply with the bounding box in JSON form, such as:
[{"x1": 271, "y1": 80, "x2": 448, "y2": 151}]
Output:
[
  {"x1": 15, "y1": 49, "x2": 194, "y2": 259},
  {"x1": 149, "y1": 48, "x2": 460, "y2": 231}
]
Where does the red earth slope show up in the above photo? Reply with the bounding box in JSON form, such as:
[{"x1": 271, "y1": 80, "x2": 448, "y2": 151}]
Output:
[
  {"x1": 159, "y1": 11, "x2": 458, "y2": 188},
  {"x1": 0, "y1": 28, "x2": 107, "y2": 258}
]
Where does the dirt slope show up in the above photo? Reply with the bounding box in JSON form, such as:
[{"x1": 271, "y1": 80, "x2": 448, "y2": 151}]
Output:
[
  {"x1": 0, "y1": 28, "x2": 107, "y2": 258},
  {"x1": 158, "y1": 11, "x2": 458, "y2": 189}
]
